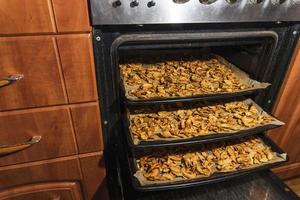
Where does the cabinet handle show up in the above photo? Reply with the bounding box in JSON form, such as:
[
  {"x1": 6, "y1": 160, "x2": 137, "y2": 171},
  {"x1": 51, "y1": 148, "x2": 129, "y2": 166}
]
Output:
[
  {"x1": 0, "y1": 74, "x2": 24, "y2": 88},
  {"x1": 0, "y1": 136, "x2": 42, "y2": 156}
]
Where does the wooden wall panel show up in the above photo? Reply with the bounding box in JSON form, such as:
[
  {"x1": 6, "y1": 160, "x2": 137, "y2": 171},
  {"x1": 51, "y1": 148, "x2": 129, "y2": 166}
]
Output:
[
  {"x1": 70, "y1": 103, "x2": 104, "y2": 153},
  {"x1": 52, "y1": 0, "x2": 91, "y2": 32},
  {"x1": 282, "y1": 116, "x2": 300, "y2": 162},
  {"x1": 56, "y1": 34, "x2": 98, "y2": 103},
  {"x1": 0, "y1": 157, "x2": 81, "y2": 190},
  {"x1": 269, "y1": 40, "x2": 300, "y2": 179},
  {"x1": 0, "y1": 107, "x2": 77, "y2": 166},
  {"x1": 79, "y1": 152, "x2": 108, "y2": 200},
  {"x1": 0, "y1": 36, "x2": 67, "y2": 111},
  {"x1": 273, "y1": 162, "x2": 300, "y2": 180},
  {"x1": 269, "y1": 41, "x2": 300, "y2": 160},
  {"x1": 0, "y1": 0, "x2": 56, "y2": 35}
]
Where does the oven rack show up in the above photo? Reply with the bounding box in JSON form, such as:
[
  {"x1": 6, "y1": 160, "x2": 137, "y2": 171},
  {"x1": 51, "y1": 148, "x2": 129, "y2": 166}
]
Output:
[
  {"x1": 121, "y1": 86, "x2": 267, "y2": 107},
  {"x1": 123, "y1": 123, "x2": 282, "y2": 150},
  {"x1": 122, "y1": 103, "x2": 284, "y2": 150},
  {"x1": 125, "y1": 134, "x2": 288, "y2": 192}
]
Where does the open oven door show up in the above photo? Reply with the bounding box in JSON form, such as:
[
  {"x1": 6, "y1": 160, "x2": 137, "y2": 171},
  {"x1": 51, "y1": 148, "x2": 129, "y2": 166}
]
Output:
[{"x1": 129, "y1": 171, "x2": 299, "y2": 200}]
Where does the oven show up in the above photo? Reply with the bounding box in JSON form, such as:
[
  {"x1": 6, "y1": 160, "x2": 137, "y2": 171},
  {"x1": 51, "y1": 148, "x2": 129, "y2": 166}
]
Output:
[{"x1": 89, "y1": 1, "x2": 300, "y2": 199}]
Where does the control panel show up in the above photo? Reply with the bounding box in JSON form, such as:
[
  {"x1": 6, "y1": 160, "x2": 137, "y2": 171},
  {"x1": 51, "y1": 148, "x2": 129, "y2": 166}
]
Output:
[{"x1": 90, "y1": 0, "x2": 300, "y2": 25}]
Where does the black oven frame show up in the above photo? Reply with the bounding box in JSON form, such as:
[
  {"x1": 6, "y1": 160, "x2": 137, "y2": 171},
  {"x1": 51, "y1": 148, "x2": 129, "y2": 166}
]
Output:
[{"x1": 92, "y1": 24, "x2": 300, "y2": 200}]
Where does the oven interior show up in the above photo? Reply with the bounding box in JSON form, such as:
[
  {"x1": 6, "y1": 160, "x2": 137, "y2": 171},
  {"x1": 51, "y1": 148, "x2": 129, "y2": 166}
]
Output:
[
  {"x1": 117, "y1": 36, "x2": 275, "y2": 105},
  {"x1": 114, "y1": 35, "x2": 277, "y2": 196},
  {"x1": 93, "y1": 27, "x2": 300, "y2": 200}
]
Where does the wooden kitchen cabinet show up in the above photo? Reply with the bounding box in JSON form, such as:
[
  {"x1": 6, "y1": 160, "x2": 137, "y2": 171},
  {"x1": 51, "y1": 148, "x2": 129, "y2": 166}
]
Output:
[
  {"x1": 80, "y1": 152, "x2": 108, "y2": 200},
  {"x1": 0, "y1": 106, "x2": 77, "y2": 166},
  {"x1": 0, "y1": 36, "x2": 67, "y2": 110},
  {"x1": 0, "y1": 34, "x2": 98, "y2": 110},
  {"x1": 0, "y1": 31, "x2": 103, "y2": 197},
  {"x1": 56, "y1": 34, "x2": 98, "y2": 103},
  {"x1": 0, "y1": 0, "x2": 56, "y2": 35},
  {"x1": 269, "y1": 40, "x2": 300, "y2": 179},
  {"x1": 70, "y1": 103, "x2": 104, "y2": 153},
  {"x1": 0, "y1": 157, "x2": 81, "y2": 190},
  {"x1": 0, "y1": 0, "x2": 107, "y2": 199},
  {"x1": 52, "y1": 0, "x2": 91, "y2": 32},
  {"x1": 0, "y1": 0, "x2": 91, "y2": 35},
  {"x1": 0, "y1": 182, "x2": 83, "y2": 200}
]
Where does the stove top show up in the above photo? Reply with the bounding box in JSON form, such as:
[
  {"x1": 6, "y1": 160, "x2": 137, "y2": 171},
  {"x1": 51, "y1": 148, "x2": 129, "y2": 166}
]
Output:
[{"x1": 90, "y1": 0, "x2": 300, "y2": 25}]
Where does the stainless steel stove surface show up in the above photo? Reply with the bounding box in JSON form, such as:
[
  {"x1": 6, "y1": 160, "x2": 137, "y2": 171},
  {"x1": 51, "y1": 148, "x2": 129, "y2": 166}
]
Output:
[{"x1": 90, "y1": 0, "x2": 300, "y2": 25}]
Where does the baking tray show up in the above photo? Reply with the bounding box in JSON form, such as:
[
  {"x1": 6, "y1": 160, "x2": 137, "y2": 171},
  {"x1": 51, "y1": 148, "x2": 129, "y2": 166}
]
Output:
[
  {"x1": 123, "y1": 99, "x2": 284, "y2": 150},
  {"x1": 122, "y1": 88, "x2": 266, "y2": 107},
  {"x1": 126, "y1": 134, "x2": 288, "y2": 191},
  {"x1": 120, "y1": 55, "x2": 270, "y2": 107}
]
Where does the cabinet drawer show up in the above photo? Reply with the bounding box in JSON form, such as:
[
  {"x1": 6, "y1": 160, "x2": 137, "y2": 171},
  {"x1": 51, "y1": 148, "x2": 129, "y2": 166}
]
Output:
[
  {"x1": 0, "y1": 182, "x2": 83, "y2": 200},
  {"x1": 0, "y1": 36, "x2": 67, "y2": 111},
  {"x1": 0, "y1": 107, "x2": 77, "y2": 166},
  {"x1": 0, "y1": 0, "x2": 56, "y2": 35},
  {"x1": 0, "y1": 34, "x2": 98, "y2": 110},
  {"x1": 0, "y1": 157, "x2": 81, "y2": 190}
]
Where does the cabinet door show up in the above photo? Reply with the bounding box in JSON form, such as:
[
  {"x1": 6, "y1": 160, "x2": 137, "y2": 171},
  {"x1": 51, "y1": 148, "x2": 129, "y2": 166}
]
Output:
[
  {"x1": 80, "y1": 152, "x2": 108, "y2": 200},
  {"x1": 56, "y1": 34, "x2": 98, "y2": 103},
  {"x1": 0, "y1": 107, "x2": 77, "y2": 166},
  {"x1": 52, "y1": 0, "x2": 91, "y2": 32},
  {"x1": 70, "y1": 102, "x2": 104, "y2": 153},
  {"x1": 0, "y1": 182, "x2": 83, "y2": 200},
  {"x1": 0, "y1": 0, "x2": 56, "y2": 34},
  {"x1": 0, "y1": 36, "x2": 67, "y2": 111}
]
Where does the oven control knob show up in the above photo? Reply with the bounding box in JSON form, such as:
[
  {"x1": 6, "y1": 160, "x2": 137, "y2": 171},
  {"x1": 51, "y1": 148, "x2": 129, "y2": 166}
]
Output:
[
  {"x1": 147, "y1": 1, "x2": 156, "y2": 7},
  {"x1": 112, "y1": 0, "x2": 122, "y2": 7},
  {"x1": 173, "y1": 0, "x2": 190, "y2": 4},
  {"x1": 270, "y1": 0, "x2": 286, "y2": 4},
  {"x1": 199, "y1": 0, "x2": 217, "y2": 4},
  {"x1": 226, "y1": 0, "x2": 237, "y2": 4},
  {"x1": 130, "y1": 0, "x2": 139, "y2": 7},
  {"x1": 293, "y1": 0, "x2": 300, "y2": 4},
  {"x1": 249, "y1": 0, "x2": 263, "y2": 4}
]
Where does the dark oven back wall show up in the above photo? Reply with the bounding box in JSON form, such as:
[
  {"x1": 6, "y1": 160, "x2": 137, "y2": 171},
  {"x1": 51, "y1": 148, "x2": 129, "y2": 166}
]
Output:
[
  {"x1": 92, "y1": 24, "x2": 300, "y2": 200},
  {"x1": 118, "y1": 41, "x2": 271, "y2": 83}
]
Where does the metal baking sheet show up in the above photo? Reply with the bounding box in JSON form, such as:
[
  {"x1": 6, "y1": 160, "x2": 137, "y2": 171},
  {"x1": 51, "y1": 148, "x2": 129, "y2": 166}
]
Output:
[
  {"x1": 120, "y1": 54, "x2": 270, "y2": 106},
  {"x1": 124, "y1": 98, "x2": 284, "y2": 149},
  {"x1": 126, "y1": 134, "x2": 288, "y2": 191}
]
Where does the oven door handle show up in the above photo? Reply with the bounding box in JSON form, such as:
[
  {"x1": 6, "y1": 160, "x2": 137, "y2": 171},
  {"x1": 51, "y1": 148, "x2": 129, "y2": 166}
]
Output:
[
  {"x1": 0, "y1": 136, "x2": 42, "y2": 156},
  {"x1": 0, "y1": 74, "x2": 24, "y2": 88}
]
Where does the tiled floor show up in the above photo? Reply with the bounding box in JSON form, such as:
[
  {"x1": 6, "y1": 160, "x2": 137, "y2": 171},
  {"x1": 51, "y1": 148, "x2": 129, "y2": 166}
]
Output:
[{"x1": 285, "y1": 176, "x2": 300, "y2": 197}]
